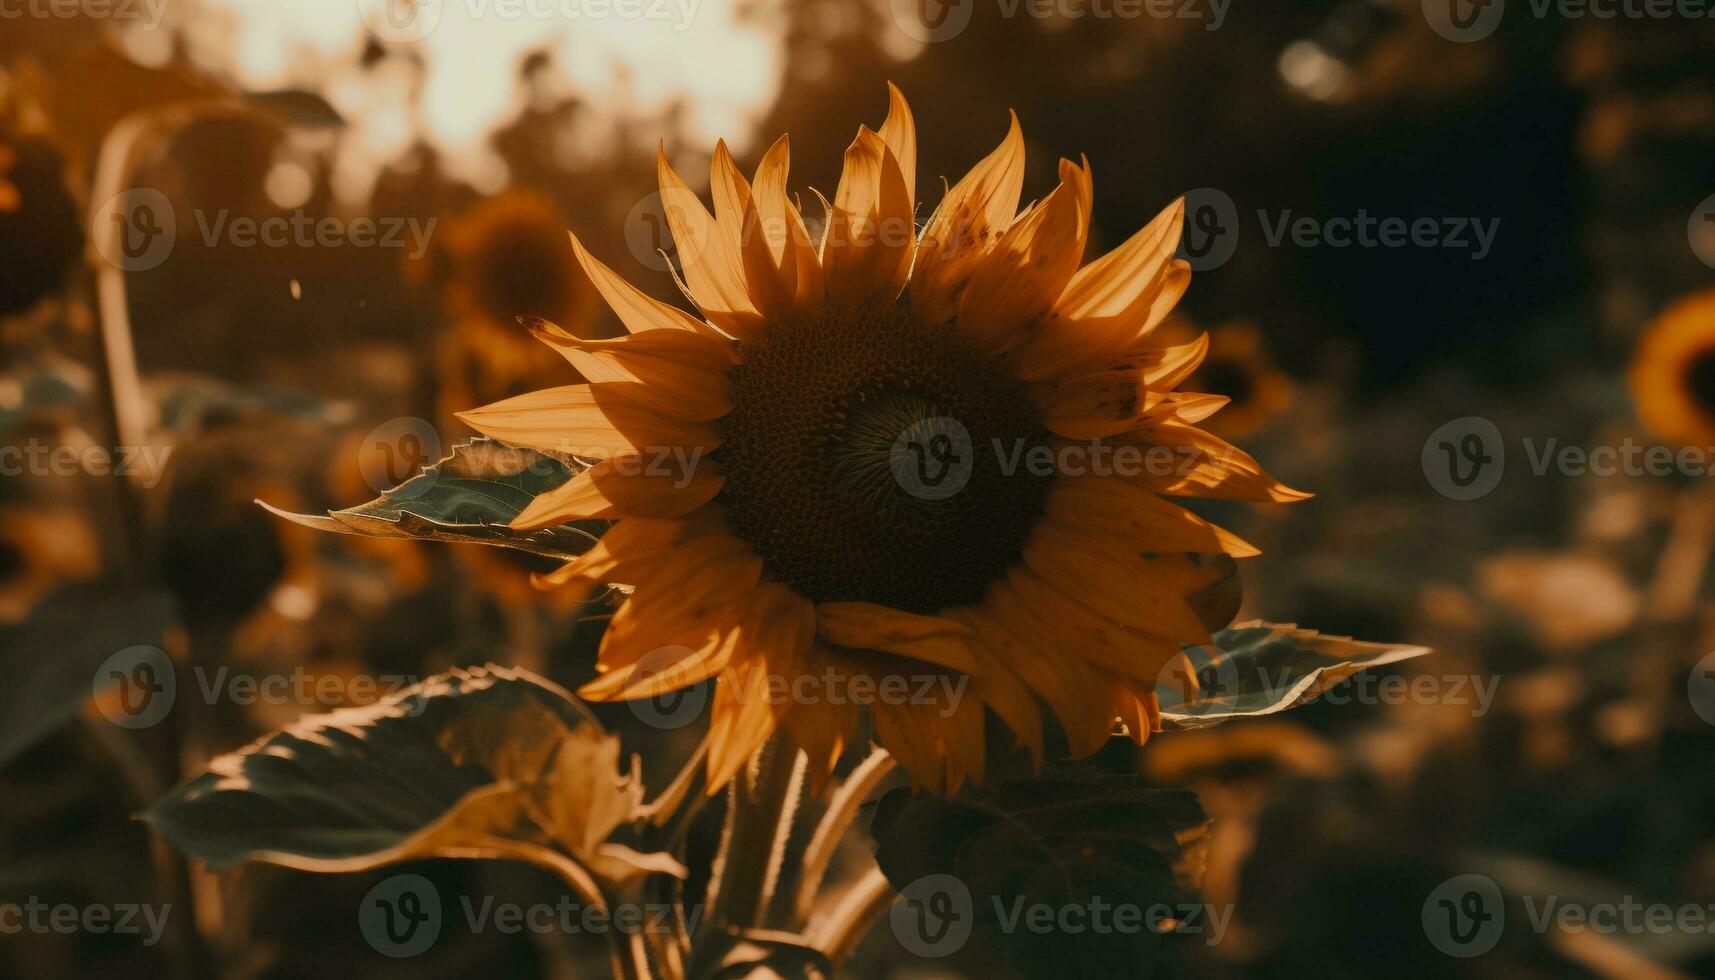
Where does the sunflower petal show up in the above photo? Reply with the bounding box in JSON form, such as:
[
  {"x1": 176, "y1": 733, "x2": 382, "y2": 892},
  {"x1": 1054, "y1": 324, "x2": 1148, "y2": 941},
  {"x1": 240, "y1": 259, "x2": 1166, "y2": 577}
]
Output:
[
  {"x1": 1018, "y1": 527, "x2": 1212, "y2": 644},
  {"x1": 657, "y1": 145, "x2": 767, "y2": 340},
  {"x1": 1108, "y1": 420, "x2": 1312, "y2": 502},
  {"x1": 457, "y1": 384, "x2": 721, "y2": 458},
  {"x1": 565, "y1": 231, "x2": 715, "y2": 337},
  {"x1": 1044, "y1": 475, "x2": 1260, "y2": 557},
  {"x1": 956, "y1": 156, "x2": 1091, "y2": 353},
  {"x1": 823, "y1": 128, "x2": 914, "y2": 310},
  {"x1": 815, "y1": 602, "x2": 980, "y2": 675},
  {"x1": 510, "y1": 456, "x2": 723, "y2": 529},
  {"x1": 1012, "y1": 198, "x2": 1191, "y2": 381},
  {"x1": 910, "y1": 111, "x2": 1025, "y2": 328}
]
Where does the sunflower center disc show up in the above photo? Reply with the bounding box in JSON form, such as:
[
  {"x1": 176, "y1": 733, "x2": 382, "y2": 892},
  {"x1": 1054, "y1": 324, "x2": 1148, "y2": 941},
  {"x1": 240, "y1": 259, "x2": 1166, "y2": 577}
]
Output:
[
  {"x1": 717, "y1": 305, "x2": 1054, "y2": 613},
  {"x1": 1685, "y1": 348, "x2": 1715, "y2": 419}
]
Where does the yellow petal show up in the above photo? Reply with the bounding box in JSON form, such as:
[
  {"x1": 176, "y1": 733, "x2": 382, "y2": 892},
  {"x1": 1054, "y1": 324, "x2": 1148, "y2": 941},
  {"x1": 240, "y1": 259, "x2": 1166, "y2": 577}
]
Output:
[
  {"x1": 510, "y1": 456, "x2": 724, "y2": 529},
  {"x1": 747, "y1": 135, "x2": 824, "y2": 320},
  {"x1": 706, "y1": 583, "x2": 816, "y2": 789},
  {"x1": 565, "y1": 230, "x2": 715, "y2": 336},
  {"x1": 1044, "y1": 475, "x2": 1260, "y2": 557},
  {"x1": 956, "y1": 157, "x2": 1091, "y2": 354},
  {"x1": 910, "y1": 111, "x2": 1025, "y2": 328},
  {"x1": 822, "y1": 128, "x2": 914, "y2": 310},
  {"x1": 965, "y1": 585, "x2": 1118, "y2": 758},
  {"x1": 1018, "y1": 527, "x2": 1212, "y2": 644},
  {"x1": 878, "y1": 82, "x2": 917, "y2": 212},
  {"x1": 1011, "y1": 198, "x2": 1191, "y2": 381},
  {"x1": 657, "y1": 144, "x2": 766, "y2": 340},
  {"x1": 527, "y1": 319, "x2": 736, "y2": 387},
  {"x1": 534, "y1": 510, "x2": 728, "y2": 589},
  {"x1": 814, "y1": 602, "x2": 980, "y2": 674},
  {"x1": 457, "y1": 384, "x2": 721, "y2": 459},
  {"x1": 1106, "y1": 420, "x2": 1312, "y2": 503}
]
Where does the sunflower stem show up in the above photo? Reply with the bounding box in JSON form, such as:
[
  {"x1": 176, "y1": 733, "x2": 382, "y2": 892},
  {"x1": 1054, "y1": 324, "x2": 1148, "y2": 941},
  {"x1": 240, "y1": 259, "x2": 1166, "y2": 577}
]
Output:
[{"x1": 708, "y1": 734, "x2": 805, "y2": 931}]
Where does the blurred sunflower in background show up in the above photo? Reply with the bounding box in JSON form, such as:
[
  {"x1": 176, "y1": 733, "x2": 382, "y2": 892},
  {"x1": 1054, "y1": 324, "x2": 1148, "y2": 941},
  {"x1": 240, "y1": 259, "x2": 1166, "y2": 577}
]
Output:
[
  {"x1": 435, "y1": 189, "x2": 604, "y2": 431},
  {"x1": 0, "y1": 142, "x2": 19, "y2": 212},
  {"x1": 458, "y1": 85, "x2": 1308, "y2": 793},
  {"x1": 1630, "y1": 289, "x2": 1715, "y2": 447},
  {"x1": 1165, "y1": 319, "x2": 1292, "y2": 441}
]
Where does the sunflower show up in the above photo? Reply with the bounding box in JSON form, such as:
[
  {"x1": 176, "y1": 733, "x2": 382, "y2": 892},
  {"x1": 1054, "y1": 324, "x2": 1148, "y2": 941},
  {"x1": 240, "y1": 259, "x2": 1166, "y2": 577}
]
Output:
[
  {"x1": 1159, "y1": 318, "x2": 1291, "y2": 440},
  {"x1": 0, "y1": 142, "x2": 19, "y2": 213},
  {"x1": 457, "y1": 85, "x2": 1308, "y2": 793},
  {"x1": 1631, "y1": 289, "x2": 1715, "y2": 448}
]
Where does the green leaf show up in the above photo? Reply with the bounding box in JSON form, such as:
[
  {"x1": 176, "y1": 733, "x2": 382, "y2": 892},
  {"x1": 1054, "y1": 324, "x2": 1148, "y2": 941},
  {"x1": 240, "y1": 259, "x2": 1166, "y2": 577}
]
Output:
[
  {"x1": 0, "y1": 585, "x2": 176, "y2": 768},
  {"x1": 1158, "y1": 621, "x2": 1432, "y2": 730},
  {"x1": 145, "y1": 664, "x2": 679, "y2": 894},
  {"x1": 870, "y1": 761, "x2": 1210, "y2": 977},
  {"x1": 261, "y1": 438, "x2": 605, "y2": 560}
]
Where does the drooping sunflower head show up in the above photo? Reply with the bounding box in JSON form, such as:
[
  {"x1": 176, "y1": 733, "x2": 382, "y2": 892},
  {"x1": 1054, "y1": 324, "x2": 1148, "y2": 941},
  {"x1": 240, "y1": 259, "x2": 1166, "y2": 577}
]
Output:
[
  {"x1": 1632, "y1": 289, "x2": 1715, "y2": 449},
  {"x1": 458, "y1": 85, "x2": 1308, "y2": 793}
]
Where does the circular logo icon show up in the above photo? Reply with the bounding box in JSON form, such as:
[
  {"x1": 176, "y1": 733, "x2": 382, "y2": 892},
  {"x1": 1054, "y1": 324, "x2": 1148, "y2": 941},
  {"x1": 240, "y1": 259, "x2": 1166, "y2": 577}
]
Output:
[
  {"x1": 890, "y1": 415, "x2": 973, "y2": 502},
  {"x1": 1687, "y1": 651, "x2": 1715, "y2": 726},
  {"x1": 1688, "y1": 193, "x2": 1715, "y2": 269},
  {"x1": 888, "y1": 0, "x2": 974, "y2": 43},
  {"x1": 94, "y1": 645, "x2": 176, "y2": 729},
  {"x1": 357, "y1": 0, "x2": 442, "y2": 43},
  {"x1": 1155, "y1": 643, "x2": 1243, "y2": 723},
  {"x1": 359, "y1": 874, "x2": 442, "y2": 958},
  {"x1": 1422, "y1": 874, "x2": 1503, "y2": 957},
  {"x1": 360, "y1": 417, "x2": 442, "y2": 496},
  {"x1": 624, "y1": 646, "x2": 713, "y2": 730},
  {"x1": 624, "y1": 191, "x2": 705, "y2": 273},
  {"x1": 1176, "y1": 187, "x2": 1238, "y2": 272},
  {"x1": 93, "y1": 188, "x2": 176, "y2": 272},
  {"x1": 1422, "y1": 0, "x2": 1504, "y2": 43},
  {"x1": 1422, "y1": 416, "x2": 1504, "y2": 501},
  {"x1": 890, "y1": 874, "x2": 973, "y2": 958}
]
